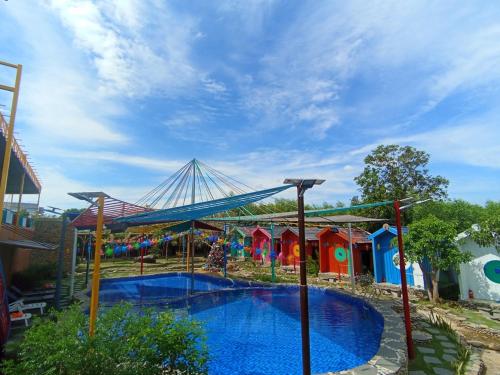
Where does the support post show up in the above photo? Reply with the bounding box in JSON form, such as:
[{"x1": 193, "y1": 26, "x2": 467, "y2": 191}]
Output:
[
  {"x1": 54, "y1": 215, "x2": 68, "y2": 310},
  {"x1": 69, "y1": 227, "x2": 78, "y2": 298},
  {"x1": 223, "y1": 242, "x2": 227, "y2": 278},
  {"x1": 347, "y1": 223, "x2": 355, "y2": 293},
  {"x1": 394, "y1": 200, "x2": 415, "y2": 360},
  {"x1": 270, "y1": 223, "x2": 275, "y2": 282},
  {"x1": 297, "y1": 185, "x2": 311, "y2": 375},
  {"x1": 14, "y1": 173, "x2": 25, "y2": 226},
  {"x1": 140, "y1": 246, "x2": 144, "y2": 275},
  {"x1": 0, "y1": 63, "x2": 22, "y2": 225},
  {"x1": 89, "y1": 195, "x2": 105, "y2": 337}
]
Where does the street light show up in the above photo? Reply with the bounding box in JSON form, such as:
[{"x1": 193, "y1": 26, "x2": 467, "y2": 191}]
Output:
[
  {"x1": 283, "y1": 178, "x2": 325, "y2": 375},
  {"x1": 394, "y1": 197, "x2": 431, "y2": 360}
]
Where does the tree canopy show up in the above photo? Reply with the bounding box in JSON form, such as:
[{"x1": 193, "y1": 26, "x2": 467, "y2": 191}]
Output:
[{"x1": 404, "y1": 215, "x2": 472, "y2": 302}]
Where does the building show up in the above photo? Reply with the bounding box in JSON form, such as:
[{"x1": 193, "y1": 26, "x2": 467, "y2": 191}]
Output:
[
  {"x1": 368, "y1": 225, "x2": 425, "y2": 289},
  {"x1": 280, "y1": 227, "x2": 320, "y2": 266},
  {"x1": 317, "y1": 226, "x2": 373, "y2": 276},
  {"x1": 456, "y1": 226, "x2": 500, "y2": 302},
  {"x1": 251, "y1": 226, "x2": 286, "y2": 262}
]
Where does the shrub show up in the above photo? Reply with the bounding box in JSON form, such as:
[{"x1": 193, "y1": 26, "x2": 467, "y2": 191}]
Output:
[
  {"x1": 306, "y1": 256, "x2": 319, "y2": 276},
  {"x1": 3, "y1": 303, "x2": 208, "y2": 375}
]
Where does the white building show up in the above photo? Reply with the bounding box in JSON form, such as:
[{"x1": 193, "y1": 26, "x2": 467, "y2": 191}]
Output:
[{"x1": 456, "y1": 226, "x2": 500, "y2": 302}]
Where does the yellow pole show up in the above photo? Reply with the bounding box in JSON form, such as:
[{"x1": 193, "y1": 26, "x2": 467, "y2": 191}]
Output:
[
  {"x1": 89, "y1": 195, "x2": 105, "y2": 336},
  {"x1": 0, "y1": 63, "x2": 22, "y2": 225}
]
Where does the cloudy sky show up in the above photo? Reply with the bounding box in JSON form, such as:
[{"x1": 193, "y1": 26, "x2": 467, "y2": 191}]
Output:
[{"x1": 1, "y1": 0, "x2": 499, "y2": 209}]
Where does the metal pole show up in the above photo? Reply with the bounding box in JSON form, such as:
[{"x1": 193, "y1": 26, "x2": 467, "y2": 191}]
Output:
[
  {"x1": 297, "y1": 184, "x2": 311, "y2": 375},
  {"x1": 348, "y1": 223, "x2": 355, "y2": 293},
  {"x1": 140, "y1": 245, "x2": 144, "y2": 275},
  {"x1": 89, "y1": 195, "x2": 105, "y2": 336},
  {"x1": 190, "y1": 160, "x2": 196, "y2": 291},
  {"x1": 0, "y1": 63, "x2": 22, "y2": 225},
  {"x1": 55, "y1": 215, "x2": 68, "y2": 310},
  {"x1": 85, "y1": 235, "x2": 92, "y2": 286},
  {"x1": 394, "y1": 200, "x2": 415, "y2": 360},
  {"x1": 69, "y1": 227, "x2": 78, "y2": 298},
  {"x1": 270, "y1": 223, "x2": 275, "y2": 282},
  {"x1": 223, "y1": 243, "x2": 227, "y2": 278}
]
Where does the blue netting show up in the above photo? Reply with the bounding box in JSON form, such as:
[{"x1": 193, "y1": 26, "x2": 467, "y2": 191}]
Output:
[{"x1": 116, "y1": 185, "x2": 293, "y2": 224}]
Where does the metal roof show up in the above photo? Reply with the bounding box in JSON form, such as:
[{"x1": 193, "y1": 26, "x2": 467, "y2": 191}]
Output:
[{"x1": 0, "y1": 239, "x2": 57, "y2": 251}]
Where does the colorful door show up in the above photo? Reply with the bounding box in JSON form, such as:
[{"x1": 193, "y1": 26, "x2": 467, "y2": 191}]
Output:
[{"x1": 383, "y1": 246, "x2": 414, "y2": 286}]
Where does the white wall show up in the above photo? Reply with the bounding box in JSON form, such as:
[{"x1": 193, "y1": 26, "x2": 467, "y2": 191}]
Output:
[{"x1": 458, "y1": 237, "x2": 500, "y2": 302}]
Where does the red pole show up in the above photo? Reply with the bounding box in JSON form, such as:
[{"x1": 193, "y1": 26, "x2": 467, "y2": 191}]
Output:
[
  {"x1": 394, "y1": 200, "x2": 415, "y2": 360},
  {"x1": 140, "y1": 247, "x2": 144, "y2": 275}
]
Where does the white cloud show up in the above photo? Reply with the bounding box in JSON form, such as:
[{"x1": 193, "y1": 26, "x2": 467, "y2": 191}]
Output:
[{"x1": 46, "y1": 0, "x2": 200, "y2": 97}]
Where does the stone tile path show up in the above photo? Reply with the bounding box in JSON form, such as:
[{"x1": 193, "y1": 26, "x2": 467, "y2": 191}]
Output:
[{"x1": 408, "y1": 319, "x2": 460, "y2": 375}]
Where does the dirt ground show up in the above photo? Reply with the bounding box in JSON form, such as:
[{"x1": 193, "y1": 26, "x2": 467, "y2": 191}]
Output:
[{"x1": 481, "y1": 349, "x2": 500, "y2": 375}]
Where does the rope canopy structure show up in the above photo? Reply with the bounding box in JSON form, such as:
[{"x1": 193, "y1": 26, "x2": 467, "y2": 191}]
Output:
[
  {"x1": 116, "y1": 185, "x2": 293, "y2": 225},
  {"x1": 135, "y1": 159, "x2": 259, "y2": 209}
]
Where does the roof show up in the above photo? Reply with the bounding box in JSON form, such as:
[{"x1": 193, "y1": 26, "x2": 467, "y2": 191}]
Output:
[
  {"x1": 70, "y1": 195, "x2": 150, "y2": 230},
  {"x1": 0, "y1": 239, "x2": 57, "y2": 251},
  {"x1": 251, "y1": 225, "x2": 288, "y2": 239},
  {"x1": 317, "y1": 226, "x2": 371, "y2": 244},
  {"x1": 205, "y1": 213, "x2": 385, "y2": 223},
  {"x1": 282, "y1": 227, "x2": 322, "y2": 241},
  {"x1": 0, "y1": 113, "x2": 41, "y2": 194},
  {"x1": 164, "y1": 220, "x2": 223, "y2": 233},
  {"x1": 368, "y1": 225, "x2": 408, "y2": 240},
  {"x1": 231, "y1": 226, "x2": 254, "y2": 238}
]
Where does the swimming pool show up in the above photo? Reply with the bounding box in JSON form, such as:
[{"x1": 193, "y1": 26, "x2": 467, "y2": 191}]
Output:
[{"x1": 99, "y1": 273, "x2": 384, "y2": 374}]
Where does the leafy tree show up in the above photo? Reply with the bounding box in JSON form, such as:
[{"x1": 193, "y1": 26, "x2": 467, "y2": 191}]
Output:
[
  {"x1": 411, "y1": 199, "x2": 483, "y2": 233},
  {"x1": 3, "y1": 303, "x2": 208, "y2": 375},
  {"x1": 469, "y1": 200, "x2": 500, "y2": 251},
  {"x1": 404, "y1": 216, "x2": 472, "y2": 303},
  {"x1": 354, "y1": 145, "x2": 449, "y2": 222}
]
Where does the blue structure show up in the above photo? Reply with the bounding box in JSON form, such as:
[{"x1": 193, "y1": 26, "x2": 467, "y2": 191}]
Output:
[{"x1": 369, "y1": 226, "x2": 419, "y2": 286}]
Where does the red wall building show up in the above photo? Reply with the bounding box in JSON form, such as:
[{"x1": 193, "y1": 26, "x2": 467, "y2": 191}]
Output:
[
  {"x1": 317, "y1": 227, "x2": 372, "y2": 276},
  {"x1": 280, "y1": 228, "x2": 320, "y2": 266},
  {"x1": 251, "y1": 226, "x2": 285, "y2": 262}
]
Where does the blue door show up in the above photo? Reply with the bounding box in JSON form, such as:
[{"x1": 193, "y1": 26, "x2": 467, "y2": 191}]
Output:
[{"x1": 383, "y1": 247, "x2": 414, "y2": 286}]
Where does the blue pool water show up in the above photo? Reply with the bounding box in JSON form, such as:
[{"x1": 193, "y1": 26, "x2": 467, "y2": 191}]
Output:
[{"x1": 99, "y1": 273, "x2": 384, "y2": 375}]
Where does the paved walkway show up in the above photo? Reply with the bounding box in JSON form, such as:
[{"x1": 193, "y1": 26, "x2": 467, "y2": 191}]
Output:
[{"x1": 408, "y1": 320, "x2": 459, "y2": 375}]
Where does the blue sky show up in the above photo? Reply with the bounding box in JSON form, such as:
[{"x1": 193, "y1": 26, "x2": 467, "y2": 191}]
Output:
[{"x1": 1, "y1": 1, "x2": 499, "y2": 209}]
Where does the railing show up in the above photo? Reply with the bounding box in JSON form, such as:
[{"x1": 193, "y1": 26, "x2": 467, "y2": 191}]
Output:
[
  {"x1": 2, "y1": 208, "x2": 34, "y2": 229},
  {"x1": 0, "y1": 112, "x2": 41, "y2": 192}
]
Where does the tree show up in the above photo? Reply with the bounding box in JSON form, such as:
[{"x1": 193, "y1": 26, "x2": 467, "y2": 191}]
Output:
[
  {"x1": 404, "y1": 216, "x2": 472, "y2": 303},
  {"x1": 469, "y1": 200, "x2": 500, "y2": 251},
  {"x1": 354, "y1": 145, "x2": 449, "y2": 221},
  {"x1": 411, "y1": 199, "x2": 483, "y2": 233}
]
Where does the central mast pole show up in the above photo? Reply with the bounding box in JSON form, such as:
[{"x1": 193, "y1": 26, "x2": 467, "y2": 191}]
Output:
[{"x1": 190, "y1": 159, "x2": 196, "y2": 292}]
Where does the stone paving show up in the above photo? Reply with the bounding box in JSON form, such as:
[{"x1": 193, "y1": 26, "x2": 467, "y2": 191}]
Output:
[{"x1": 408, "y1": 318, "x2": 460, "y2": 375}]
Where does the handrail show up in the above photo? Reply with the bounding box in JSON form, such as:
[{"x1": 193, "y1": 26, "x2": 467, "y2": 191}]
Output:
[{"x1": 0, "y1": 112, "x2": 41, "y2": 191}]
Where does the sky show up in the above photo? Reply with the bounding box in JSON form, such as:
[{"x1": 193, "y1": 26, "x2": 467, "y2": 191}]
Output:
[{"x1": 1, "y1": 0, "x2": 499, "y2": 209}]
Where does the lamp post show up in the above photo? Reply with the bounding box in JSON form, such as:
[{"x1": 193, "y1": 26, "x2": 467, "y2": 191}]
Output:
[{"x1": 284, "y1": 178, "x2": 325, "y2": 375}]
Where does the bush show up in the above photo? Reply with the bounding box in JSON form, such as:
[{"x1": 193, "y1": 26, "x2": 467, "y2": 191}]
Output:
[
  {"x1": 11, "y1": 262, "x2": 57, "y2": 290},
  {"x1": 3, "y1": 303, "x2": 208, "y2": 375},
  {"x1": 306, "y1": 256, "x2": 319, "y2": 276}
]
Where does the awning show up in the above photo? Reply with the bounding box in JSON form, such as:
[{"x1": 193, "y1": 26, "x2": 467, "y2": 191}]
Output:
[{"x1": 0, "y1": 239, "x2": 57, "y2": 251}]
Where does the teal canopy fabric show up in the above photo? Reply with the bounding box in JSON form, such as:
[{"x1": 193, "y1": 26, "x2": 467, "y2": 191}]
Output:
[{"x1": 116, "y1": 185, "x2": 293, "y2": 225}]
